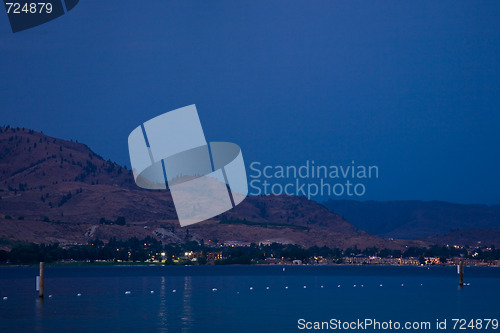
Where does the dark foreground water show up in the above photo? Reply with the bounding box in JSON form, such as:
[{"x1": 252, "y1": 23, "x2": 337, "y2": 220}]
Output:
[{"x1": 0, "y1": 265, "x2": 499, "y2": 333}]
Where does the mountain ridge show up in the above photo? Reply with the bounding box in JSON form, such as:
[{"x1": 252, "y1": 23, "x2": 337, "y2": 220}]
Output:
[
  {"x1": 324, "y1": 199, "x2": 500, "y2": 242},
  {"x1": 0, "y1": 126, "x2": 402, "y2": 250}
]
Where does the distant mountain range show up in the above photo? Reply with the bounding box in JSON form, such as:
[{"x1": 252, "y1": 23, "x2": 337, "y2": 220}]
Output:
[
  {"x1": 324, "y1": 200, "x2": 500, "y2": 246},
  {"x1": 0, "y1": 126, "x2": 404, "y2": 250}
]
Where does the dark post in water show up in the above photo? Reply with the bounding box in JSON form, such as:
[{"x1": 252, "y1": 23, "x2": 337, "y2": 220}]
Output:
[
  {"x1": 458, "y1": 260, "x2": 464, "y2": 286},
  {"x1": 39, "y1": 262, "x2": 45, "y2": 298}
]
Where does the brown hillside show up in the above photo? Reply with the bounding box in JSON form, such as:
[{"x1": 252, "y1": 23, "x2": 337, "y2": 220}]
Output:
[{"x1": 0, "y1": 126, "x2": 401, "y2": 250}]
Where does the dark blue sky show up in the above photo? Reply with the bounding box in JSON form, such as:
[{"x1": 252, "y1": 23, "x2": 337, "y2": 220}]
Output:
[{"x1": 1, "y1": 1, "x2": 499, "y2": 204}]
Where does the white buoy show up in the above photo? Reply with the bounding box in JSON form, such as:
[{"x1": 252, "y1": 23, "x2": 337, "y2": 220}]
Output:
[
  {"x1": 303, "y1": 285, "x2": 307, "y2": 289},
  {"x1": 172, "y1": 289, "x2": 176, "y2": 293},
  {"x1": 401, "y1": 284, "x2": 404, "y2": 287},
  {"x1": 150, "y1": 291, "x2": 154, "y2": 294},
  {"x1": 77, "y1": 293, "x2": 82, "y2": 297},
  {"x1": 236, "y1": 291, "x2": 240, "y2": 294},
  {"x1": 353, "y1": 284, "x2": 357, "y2": 287},
  {"x1": 337, "y1": 285, "x2": 341, "y2": 288},
  {"x1": 212, "y1": 288, "x2": 217, "y2": 292},
  {"x1": 379, "y1": 284, "x2": 383, "y2": 287},
  {"x1": 249, "y1": 287, "x2": 253, "y2": 290},
  {"x1": 320, "y1": 285, "x2": 324, "y2": 288},
  {"x1": 125, "y1": 291, "x2": 131, "y2": 295},
  {"x1": 282, "y1": 267, "x2": 285, "y2": 272},
  {"x1": 48, "y1": 295, "x2": 53, "y2": 298},
  {"x1": 266, "y1": 287, "x2": 270, "y2": 290},
  {"x1": 2, "y1": 296, "x2": 7, "y2": 300},
  {"x1": 285, "y1": 286, "x2": 288, "y2": 289},
  {"x1": 361, "y1": 285, "x2": 364, "y2": 287}
]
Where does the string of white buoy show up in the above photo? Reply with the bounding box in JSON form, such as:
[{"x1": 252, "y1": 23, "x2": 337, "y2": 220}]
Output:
[
  {"x1": 112, "y1": 281, "x2": 432, "y2": 298},
  {"x1": 144, "y1": 282, "x2": 430, "y2": 295},
  {"x1": 3, "y1": 282, "x2": 436, "y2": 302}
]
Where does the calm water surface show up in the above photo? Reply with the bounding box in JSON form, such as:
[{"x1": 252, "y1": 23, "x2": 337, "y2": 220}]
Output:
[{"x1": 0, "y1": 265, "x2": 499, "y2": 332}]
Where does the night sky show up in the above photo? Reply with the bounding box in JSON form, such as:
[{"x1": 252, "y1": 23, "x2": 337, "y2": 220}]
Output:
[{"x1": 1, "y1": 1, "x2": 499, "y2": 204}]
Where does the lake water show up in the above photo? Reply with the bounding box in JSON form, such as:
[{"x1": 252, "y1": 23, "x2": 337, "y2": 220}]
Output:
[{"x1": 0, "y1": 265, "x2": 499, "y2": 332}]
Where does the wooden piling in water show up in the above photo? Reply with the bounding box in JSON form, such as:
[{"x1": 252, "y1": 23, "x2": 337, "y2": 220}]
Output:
[
  {"x1": 458, "y1": 261, "x2": 464, "y2": 286},
  {"x1": 39, "y1": 262, "x2": 45, "y2": 298}
]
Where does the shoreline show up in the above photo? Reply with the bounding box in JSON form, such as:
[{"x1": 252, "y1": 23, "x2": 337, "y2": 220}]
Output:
[{"x1": 1, "y1": 262, "x2": 499, "y2": 268}]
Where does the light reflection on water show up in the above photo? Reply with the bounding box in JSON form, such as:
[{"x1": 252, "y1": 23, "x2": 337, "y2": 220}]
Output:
[
  {"x1": 157, "y1": 274, "x2": 194, "y2": 332},
  {"x1": 158, "y1": 275, "x2": 168, "y2": 333},
  {"x1": 181, "y1": 276, "x2": 193, "y2": 333}
]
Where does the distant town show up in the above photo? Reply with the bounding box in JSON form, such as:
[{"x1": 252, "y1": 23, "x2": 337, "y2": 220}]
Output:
[{"x1": 1, "y1": 237, "x2": 499, "y2": 267}]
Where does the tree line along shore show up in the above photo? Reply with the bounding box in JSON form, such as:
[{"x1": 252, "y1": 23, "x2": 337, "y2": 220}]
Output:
[{"x1": 1, "y1": 236, "x2": 499, "y2": 266}]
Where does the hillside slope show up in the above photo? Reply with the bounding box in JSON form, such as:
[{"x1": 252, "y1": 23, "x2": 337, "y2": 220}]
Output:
[{"x1": 0, "y1": 126, "x2": 399, "y2": 250}]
